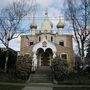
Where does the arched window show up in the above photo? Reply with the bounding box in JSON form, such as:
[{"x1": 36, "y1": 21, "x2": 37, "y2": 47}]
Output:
[
  {"x1": 51, "y1": 36, "x2": 53, "y2": 42},
  {"x1": 59, "y1": 41, "x2": 64, "y2": 46},
  {"x1": 39, "y1": 36, "x2": 41, "y2": 42},
  {"x1": 45, "y1": 36, "x2": 47, "y2": 39},
  {"x1": 30, "y1": 41, "x2": 34, "y2": 45},
  {"x1": 44, "y1": 30, "x2": 47, "y2": 33},
  {"x1": 61, "y1": 53, "x2": 67, "y2": 60}
]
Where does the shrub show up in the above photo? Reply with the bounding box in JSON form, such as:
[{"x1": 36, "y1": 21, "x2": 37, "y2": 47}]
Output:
[
  {"x1": 52, "y1": 56, "x2": 69, "y2": 81},
  {"x1": 16, "y1": 54, "x2": 32, "y2": 80},
  {"x1": 0, "y1": 50, "x2": 6, "y2": 69},
  {"x1": 0, "y1": 48, "x2": 17, "y2": 70},
  {"x1": 7, "y1": 49, "x2": 17, "y2": 69}
]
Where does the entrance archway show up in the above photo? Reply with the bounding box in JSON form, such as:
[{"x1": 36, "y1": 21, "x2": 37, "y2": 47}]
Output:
[
  {"x1": 41, "y1": 48, "x2": 53, "y2": 66},
  {"x1": 32, "y1": 38, "x2": 57, "y2": 71},
  {"x1": 36, "y1": 48, "x2": 53, "y2": 66},
  {"x1": 41, "y1": 52, "x2": 49, "y2": 66},
  {"x1": 36, "y1": 48, "x2": 44, "y2": 66}
]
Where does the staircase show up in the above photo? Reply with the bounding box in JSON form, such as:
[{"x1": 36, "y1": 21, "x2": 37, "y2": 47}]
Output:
[{"x1": 30, "y1": 66, "x2": 52, "y2": 83}]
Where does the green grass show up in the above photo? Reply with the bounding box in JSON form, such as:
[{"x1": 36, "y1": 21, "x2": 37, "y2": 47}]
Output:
[
  {"x1": 53, "y1": 87, "x2": 90, "y2": 90},
  {"x1": 0, "y1": 85, "x2": 24, "y2": 90},
  {"x1": 0, "y1": 72, "x2": 25, "y2": 83},
  {"x1": 57, "y1": 72, "x2": 90, "y2": 85}
]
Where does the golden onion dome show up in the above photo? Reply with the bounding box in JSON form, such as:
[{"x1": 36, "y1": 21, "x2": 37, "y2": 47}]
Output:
[
  {"x1": 57, "y1": 16, "x2": 64, "y2": 29},
  {"x1": 30, "y1": 18, "x2": 37, "y2": 29}
]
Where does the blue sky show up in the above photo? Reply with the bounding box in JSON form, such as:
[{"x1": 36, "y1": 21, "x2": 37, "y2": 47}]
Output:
[{"x1": 0, "y1": 0, "x2": 73, "y2": 51}]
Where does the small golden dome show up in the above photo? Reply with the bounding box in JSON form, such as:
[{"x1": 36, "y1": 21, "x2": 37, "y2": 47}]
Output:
[
  {"x1": 30, "y1": 18, "x2": 37, "y2": 29},
  {"x1": 57, "y1": 16, "x2": 64, "y2": 29}
]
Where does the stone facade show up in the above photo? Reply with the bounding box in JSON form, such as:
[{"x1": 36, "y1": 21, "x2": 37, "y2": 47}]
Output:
[{"x1": 20, "y1": 10, "x2": 74, "y2": 70}]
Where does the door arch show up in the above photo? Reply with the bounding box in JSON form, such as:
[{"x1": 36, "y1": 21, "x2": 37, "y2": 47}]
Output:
[
  {"x1": 32, "y1": 38, "x2": 57, "y2": 68},
  {"x1": 41, "y1": 52, "x2": 50, "y2": 66},
  {"x1": 36, "y1": 48, "x2": 53, "y2": 66}
]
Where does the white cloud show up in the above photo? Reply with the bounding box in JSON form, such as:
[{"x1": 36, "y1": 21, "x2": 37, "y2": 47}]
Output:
[
  {"x1": 0, "y1": 0, "x2": 31, "y2": 9},
  {"x1": 0, "y1": 0, "x2": 15, "y2": 9},
  {"x1": 48, "y1": 8, "x2": 60, "y2": 31},
  {"x1": 0, "y1": 41, "x2": 5, "y2": 47},
  {"x1": 0, "y1": 0, "x2": 65, "y2": 9},
  {"x1": 9, "y1": 36, "x2": 21, "y2": 51},
  {"x1": 36, "y1": 0, "x2": 54, "y2": 8}
]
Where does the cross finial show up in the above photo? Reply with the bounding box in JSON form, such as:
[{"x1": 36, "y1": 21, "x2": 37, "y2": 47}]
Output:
[
  {"x1": 45, "y1": 8, "x2": 48, "y2": 15},
  {"x1": 59, "y1": 15, "x2": 61, "y2": 22}
]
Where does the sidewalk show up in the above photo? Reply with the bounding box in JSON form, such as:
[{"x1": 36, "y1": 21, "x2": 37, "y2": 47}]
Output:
[
  {"x1": 0, "y1": 82, "x2": 90, "y2": 87},
  {"x1": 0, "y1": 82, "x2": 26, "y2": 86},
  {"x1": 22, "y1": 83, "x2": 90, "y2": 90},
  {"x1": 0, "y1": 82, "x2": 90, "y2": 90},
  {"x1": 22, "y1": 86, "x2": 52, "y2": 90}
]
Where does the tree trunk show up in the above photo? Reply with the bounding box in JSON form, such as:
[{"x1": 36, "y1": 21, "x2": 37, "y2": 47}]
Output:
[
  {"x1": 4, "y1": 44, "x2": 9, "y2": 72},
  {"x1": 81, "y1": 41, "x2": 85, "y2": 68},
  {"x1": 4, "y1": 49, "x2": 8, "y2": 72}
]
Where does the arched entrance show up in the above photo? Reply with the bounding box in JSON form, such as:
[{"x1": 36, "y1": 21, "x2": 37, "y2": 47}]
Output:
[
  {"x1": 36, "y1": 48, "x2": 53, "y2": 66},
  {"x1": 36, "y1": 48, "x2": 44, "y2": 66},
  {"x1": 41, "y1": 52, "x2": 49, "y2": 66},
  {"x1": 32, "y1": 38, "x2": 57, "y2": 71}
]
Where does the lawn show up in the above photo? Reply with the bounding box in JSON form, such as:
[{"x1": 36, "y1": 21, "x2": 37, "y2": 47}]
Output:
[
  {"x1": 0, "y1": 85, "x2": 24, "y2": 90},
  {"x1": 0, "y1": 72, "x2": 25, "y2": 83},
  {"x1": 53, "y1": 87, "x2": 90, "y2": 90},
  {"x1": 57, "y1": 72, "x2": 90, "y2": 85}
]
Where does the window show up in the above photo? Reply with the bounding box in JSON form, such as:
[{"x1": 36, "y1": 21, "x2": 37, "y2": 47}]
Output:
[
  {"x1": 44, "y1": 30, "x2": 47, "y2": 33},
  {"x1": 45, "y1": 36, "x2": 47, "y2": 39},
  {"x1": 59, "y1": 41, "x2": 64, "y2": 46},
  {"x1": 39, "y1": 36, "x2": 41, "y2": 42},
  {"x1": 51, "y1": 36, "x2": 53, "y2": 42},
  {"x1": 30, "y1": 41, "x2": 33, "y2": 45},
  {"x1": 61, "y1": 54, "x2": 67, "y2": 60}
]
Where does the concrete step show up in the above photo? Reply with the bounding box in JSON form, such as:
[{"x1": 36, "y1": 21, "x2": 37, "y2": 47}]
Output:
[
  {"x1": 29, "y1": 66, "x2": 52, "y2": 83},
  {"x1": 27, "y1": 83, "x2": 53, "y2": 87},
  {"x1": 30, "y1": 79, "x2": 51, "y2": 83},
  {"x1": 30, "y1": 78, "x2": 50, "y2": 80},
  {"x1": 30, "y1": 81, "x2": 51, "y2": 83},
  {"x1": 31, "y1": 77, "x2": 49, "y2": 79},
  {"x1": 31, "y1": 74, "x2": 49, "y2": 76},
  {"x1": 30, "y1": 79, "x2": 52, "y2": 83},
  {"x1": 30, "y1": 77, "x2": 51, "y2": 80}
]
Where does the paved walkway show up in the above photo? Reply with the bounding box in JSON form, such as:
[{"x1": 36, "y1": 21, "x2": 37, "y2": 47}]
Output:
[
  {"x1": 0, "y1": 82, "x2": 26, "y2": 86},
  {"x1": 0, "y1": 82, "x2": 90, "y2": 87},
  {"x1": 22, "y1": 82, "x2": 90, "y2": 90},
  {"x1": 0, "y1": 82, "x2": 90, "y2": 90},
  {"x1": 22, "y1": 86, "x2": 52, "y2": 90},
  {"x1": 22, "y1": 83, "x2": 53, "y2": 90}
]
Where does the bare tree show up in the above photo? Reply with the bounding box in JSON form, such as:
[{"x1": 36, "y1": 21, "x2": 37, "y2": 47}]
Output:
[
  {"x1": 0, "y1": 0, "x2": 34, "y2": 71},
  {"x1": 65, "y1": 0, "x2": 90, "y2": 67}
]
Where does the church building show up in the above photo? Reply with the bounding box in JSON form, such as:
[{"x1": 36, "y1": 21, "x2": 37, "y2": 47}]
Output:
[{"x1": 20, "y1": 10, "x2": 74, "y2": 71}]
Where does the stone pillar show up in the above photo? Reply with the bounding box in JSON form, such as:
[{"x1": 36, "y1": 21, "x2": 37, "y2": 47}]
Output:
[
  {"x1": 53, "y1": 52, "x2": 56, "y2": 58},
  {"x1": 31, "y1": 29, "x2": 36, "y2": 35},
  {"x1": 32, "y1": 52, "x2": 37, "y2": 72}
]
